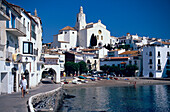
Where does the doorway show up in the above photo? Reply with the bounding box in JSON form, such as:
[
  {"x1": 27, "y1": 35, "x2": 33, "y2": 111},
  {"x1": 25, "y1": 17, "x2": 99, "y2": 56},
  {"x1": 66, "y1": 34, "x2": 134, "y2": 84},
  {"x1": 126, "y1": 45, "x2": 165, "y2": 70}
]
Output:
[{"x1": 0, "y1": 73, "x2": 8, "y2": 93}]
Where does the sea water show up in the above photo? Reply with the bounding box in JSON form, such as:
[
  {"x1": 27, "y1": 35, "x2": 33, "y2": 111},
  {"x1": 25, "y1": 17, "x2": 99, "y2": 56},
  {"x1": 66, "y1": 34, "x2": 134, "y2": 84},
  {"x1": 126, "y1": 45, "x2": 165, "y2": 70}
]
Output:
[{"x1": 59, "y1": 85, "x2": 170, "y2": 112}]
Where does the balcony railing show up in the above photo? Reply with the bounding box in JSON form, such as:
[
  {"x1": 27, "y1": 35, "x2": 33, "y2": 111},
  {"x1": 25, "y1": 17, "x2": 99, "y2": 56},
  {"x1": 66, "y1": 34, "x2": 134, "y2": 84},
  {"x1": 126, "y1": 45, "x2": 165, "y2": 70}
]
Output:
[
  {"x1": 16, "y1": 19, "x2": 26, "y2": 35},
  {"x1": 0, "y1": 3, "x2": 10, "y2": 20},
  {"x1": 6, "y1": 19, "x2": 26, "y2": 36}
]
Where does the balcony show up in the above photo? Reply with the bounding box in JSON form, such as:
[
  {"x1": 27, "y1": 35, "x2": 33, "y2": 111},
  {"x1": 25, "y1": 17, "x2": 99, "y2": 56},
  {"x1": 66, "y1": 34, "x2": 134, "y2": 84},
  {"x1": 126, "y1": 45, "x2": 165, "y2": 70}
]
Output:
[
  {"x1": 6, "y1": 19, "x2": 26, "y2": 36},
  {"x1": 0, "y1": 4, "x2": 10, "y2": 20}
]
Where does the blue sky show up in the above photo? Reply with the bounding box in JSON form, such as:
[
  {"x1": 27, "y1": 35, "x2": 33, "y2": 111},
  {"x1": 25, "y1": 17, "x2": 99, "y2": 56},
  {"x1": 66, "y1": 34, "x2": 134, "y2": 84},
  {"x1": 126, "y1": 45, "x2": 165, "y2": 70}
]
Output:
[{"x1": 7, "y1": 0, "x2": 170, "y2": 43}]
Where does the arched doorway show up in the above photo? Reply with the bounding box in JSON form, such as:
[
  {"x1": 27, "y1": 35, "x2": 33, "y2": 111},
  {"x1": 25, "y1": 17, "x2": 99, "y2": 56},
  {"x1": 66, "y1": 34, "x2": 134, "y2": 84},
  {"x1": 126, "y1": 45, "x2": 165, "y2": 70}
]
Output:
[
  {"x1": 42, "y1": 68, "x2": 57, "y2": 82},
  {"x1": 149, "y1": 72, "x2": 154, "y2": 77},
  {"x1": 11, "y1": 67, "x2": 17, "y2": 92}
]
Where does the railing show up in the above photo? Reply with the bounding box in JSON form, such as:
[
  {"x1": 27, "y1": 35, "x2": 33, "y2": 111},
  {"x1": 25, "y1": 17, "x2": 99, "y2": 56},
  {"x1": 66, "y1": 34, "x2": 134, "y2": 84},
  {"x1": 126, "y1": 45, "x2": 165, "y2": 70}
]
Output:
[
  {"x1": 16, "y1": 19, "x2": 26, "y2": 35},
  {"x1": 0, "y1": 4, "x2": 9, "y2": 17}
]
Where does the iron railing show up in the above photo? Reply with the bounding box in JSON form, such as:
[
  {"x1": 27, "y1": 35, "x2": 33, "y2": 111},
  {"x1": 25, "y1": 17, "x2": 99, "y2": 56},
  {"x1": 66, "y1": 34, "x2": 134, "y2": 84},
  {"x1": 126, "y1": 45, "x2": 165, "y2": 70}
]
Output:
[{"x1": 16, "y1": 19, "x2": 26, "y2": 35}]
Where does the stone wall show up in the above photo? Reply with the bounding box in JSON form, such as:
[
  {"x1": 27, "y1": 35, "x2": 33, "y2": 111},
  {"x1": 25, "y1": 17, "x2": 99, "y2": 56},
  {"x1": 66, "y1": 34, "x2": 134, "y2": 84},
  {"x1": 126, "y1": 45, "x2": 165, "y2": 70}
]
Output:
[{"x1": 28, "y1": 87, "x2": 63, "y2": 112}]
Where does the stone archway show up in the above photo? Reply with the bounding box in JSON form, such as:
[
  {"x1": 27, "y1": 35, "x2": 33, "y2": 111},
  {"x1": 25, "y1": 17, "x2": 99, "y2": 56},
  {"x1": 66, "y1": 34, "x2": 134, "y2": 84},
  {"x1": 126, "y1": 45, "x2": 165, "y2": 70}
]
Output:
[{"x1": 41, "y1": 68, "x2": 57, "y2": 82}]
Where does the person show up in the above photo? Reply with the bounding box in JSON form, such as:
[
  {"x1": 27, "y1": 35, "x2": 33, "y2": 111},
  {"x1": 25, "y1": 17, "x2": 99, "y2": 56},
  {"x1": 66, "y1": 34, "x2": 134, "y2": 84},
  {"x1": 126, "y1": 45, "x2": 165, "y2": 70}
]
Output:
[{"x1": 19, "y1": 75, "x2": 27, "y2": 98}]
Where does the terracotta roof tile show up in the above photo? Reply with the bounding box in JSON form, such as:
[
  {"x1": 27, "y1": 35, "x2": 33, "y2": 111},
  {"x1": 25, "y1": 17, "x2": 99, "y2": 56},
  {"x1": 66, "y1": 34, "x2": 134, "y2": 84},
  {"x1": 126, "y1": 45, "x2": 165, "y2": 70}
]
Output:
[
  {"x1": 58, "y1": 41, "x2": 69, "y2": 43},
  {"x1": 81, "y1": 48, "x2": 100, "y2": 52},
  {"x1": 119, "y1": 51, "x2": 140, "y2": 55},
  {"x1": 82, "y1": 53, "x2": 96, "y2": 55},
  {"x1": 105, "y1": 57, "x2": 129, "y2": 60},
  {"x1": 109, "y1": 49, "x2": 121, "y2": 52},
  {"x1": 60, "y1": 26, "x2": 76, "y2": 31},
  {"x1": 162, "y1": 42, "x2": 170, "y2": 45}
]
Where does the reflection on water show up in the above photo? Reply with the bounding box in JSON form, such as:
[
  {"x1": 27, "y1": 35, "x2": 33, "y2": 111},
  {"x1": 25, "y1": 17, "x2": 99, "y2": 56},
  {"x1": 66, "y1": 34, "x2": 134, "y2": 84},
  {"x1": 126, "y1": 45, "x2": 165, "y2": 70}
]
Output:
[{"x1": 60, "y1": 85, "x2": 170, "y2": 112}]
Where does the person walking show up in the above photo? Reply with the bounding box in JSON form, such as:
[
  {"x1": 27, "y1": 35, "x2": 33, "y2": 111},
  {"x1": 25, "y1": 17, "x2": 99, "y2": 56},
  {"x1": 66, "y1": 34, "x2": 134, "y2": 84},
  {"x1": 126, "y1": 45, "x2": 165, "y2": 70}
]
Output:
[{"x1": 19, "y1": 75, "x2": 27, "y2": 98}]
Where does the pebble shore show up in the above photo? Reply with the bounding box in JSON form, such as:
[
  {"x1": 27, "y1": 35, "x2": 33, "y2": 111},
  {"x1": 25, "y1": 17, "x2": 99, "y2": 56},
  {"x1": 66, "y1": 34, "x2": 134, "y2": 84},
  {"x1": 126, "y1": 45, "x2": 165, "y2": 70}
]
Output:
[{"x1": 63, "y1": 77, "x2": 170, "y2": 89}]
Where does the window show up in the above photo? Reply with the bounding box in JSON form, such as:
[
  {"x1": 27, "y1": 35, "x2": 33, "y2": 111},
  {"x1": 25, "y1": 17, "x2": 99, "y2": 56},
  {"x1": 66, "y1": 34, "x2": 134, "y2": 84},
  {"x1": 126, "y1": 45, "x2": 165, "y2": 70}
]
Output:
[
  {"x1": 23, "y1": 18, "x2": 25, "y2": 26},
  {"x1": 7, "y1": 40, "x2": 9, "y2": 48},
  {"x1": 167, "y1": 59, "x2": 170, "y2": 65},
  {"x1": 167, "y1": 52, "x2": 170, "y2": 56},
  {"x1": 158, "y1": 59, "x2": 161, "y2": 64},
  {"x1": 72, "y1": 32, "x2": 74, "y2": 34},
  {"x1": 158, "y1": 51, "x2": 160, "y2": 57},
  {"x1": 134, "y1": 61, "x2": 137, "y2": 65},
  {"x1": 98, "y1": 30, "x2": 102, "y2": 34},
  {"x1": 149, "y1": 51, "x2": 152, "y2": 56},
  {"x1": 11, "y1": 14, "x2": 15, "y2": 28},
  {"x1": 158, "y1": 66, "x2": 161, "y2": 70},
  {"x1": 149, "y1": 59, "x2": 152, "y2": 64},
  {"x1": 27, "y1": 22, "x2": 29, "y2": 31},
  {"x1": 129, "y1": 40, "x2": 131, "y2": 43},
  {"x1": 31, "y1": 24, "x2": 36, "y2": 39},
  {"x1": 101, "y1": 36, "x2": 103, "y2": 40},
  {"x1": 6, "y1": 7, "x2": 9, "y2": 17},
  {"x1": 15, "y1": 44, "x2": 17, "y2": 51},
  {"x1": 23, "y1": 42, "x2": 33, "y2": 54},
  {"x1": 97, "y1": 35, "x2": 99, "y2": 40},
  {"x1": 65, "y1": 45, "x2": 67, "y2": 48},
  {"x1": 166, "y1": 66, "x2": 170, "y2": 69},
  {"x1": 129, "y1": 61, "x2": 132, "y2": 65},
  {"x1": 65, "y1": 32, "x2": 67, "y2": 34},
  {"x1": 150, "y1": 66, "x2": 152, "y2": 69}
]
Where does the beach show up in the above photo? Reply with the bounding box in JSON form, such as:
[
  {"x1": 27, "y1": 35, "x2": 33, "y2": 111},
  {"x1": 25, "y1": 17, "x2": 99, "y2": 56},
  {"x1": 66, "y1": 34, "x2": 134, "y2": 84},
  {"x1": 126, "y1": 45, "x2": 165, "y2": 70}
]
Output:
[{"x1": 63, "y1": 77, "x2": 170, "y2": 89}]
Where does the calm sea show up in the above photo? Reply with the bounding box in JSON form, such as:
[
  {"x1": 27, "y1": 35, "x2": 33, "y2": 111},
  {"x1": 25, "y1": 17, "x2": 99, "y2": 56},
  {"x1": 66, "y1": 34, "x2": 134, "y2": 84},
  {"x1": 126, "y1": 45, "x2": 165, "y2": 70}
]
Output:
[{"x1": 59, "y1": 85, "x2": 170, "y2": 112}]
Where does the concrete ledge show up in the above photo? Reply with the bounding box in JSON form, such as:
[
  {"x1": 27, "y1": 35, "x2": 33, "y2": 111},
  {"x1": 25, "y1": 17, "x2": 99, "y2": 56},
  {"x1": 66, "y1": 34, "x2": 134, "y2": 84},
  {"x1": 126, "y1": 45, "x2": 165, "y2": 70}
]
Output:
[{"x1": 28, "y1": 87, "x2": 63, "y2": 112}]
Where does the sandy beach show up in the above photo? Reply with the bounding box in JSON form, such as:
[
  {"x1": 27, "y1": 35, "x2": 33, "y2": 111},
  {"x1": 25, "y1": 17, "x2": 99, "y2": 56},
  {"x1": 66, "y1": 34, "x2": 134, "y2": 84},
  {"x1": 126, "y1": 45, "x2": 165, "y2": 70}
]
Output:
[{"x1": 63, "y1": 77, "x2": 170, "y2": 89}]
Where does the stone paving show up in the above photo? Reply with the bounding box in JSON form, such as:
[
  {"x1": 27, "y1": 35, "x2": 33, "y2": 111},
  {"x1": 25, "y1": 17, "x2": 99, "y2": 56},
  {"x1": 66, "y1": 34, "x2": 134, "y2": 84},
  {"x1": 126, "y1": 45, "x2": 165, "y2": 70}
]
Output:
[{"x1": 0, "y1": 78, "x2": 61, "y2": 112}]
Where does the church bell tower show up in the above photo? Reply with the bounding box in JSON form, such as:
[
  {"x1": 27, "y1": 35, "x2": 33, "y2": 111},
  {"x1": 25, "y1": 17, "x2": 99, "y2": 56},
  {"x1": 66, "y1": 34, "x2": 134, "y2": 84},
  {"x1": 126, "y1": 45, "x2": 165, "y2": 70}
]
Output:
[{"x1": 75, "y1": 6, "x2": 86, "y2": 31}]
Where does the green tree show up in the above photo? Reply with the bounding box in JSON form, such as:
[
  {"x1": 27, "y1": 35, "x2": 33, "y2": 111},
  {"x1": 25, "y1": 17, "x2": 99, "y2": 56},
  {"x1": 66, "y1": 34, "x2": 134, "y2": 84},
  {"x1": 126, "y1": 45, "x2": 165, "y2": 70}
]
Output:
[
  {"x1": 78, "y1": 61, "x2": 88, "y2": 75},
  {"x1": 90, "y1": 34, "x2": 97, "y2": 47},
  {"x1": 108, "y1": 65, "x2": 120, "y2": 75},
  {"x1": 65, "y1": 62, "x2": 80, "y2": 76},
  {"x1": 126, "y1": 65, "x2": 138, "y2": 77},
  {"x1": 100, "y1": 65, "x2": 110, "y2": 73}
]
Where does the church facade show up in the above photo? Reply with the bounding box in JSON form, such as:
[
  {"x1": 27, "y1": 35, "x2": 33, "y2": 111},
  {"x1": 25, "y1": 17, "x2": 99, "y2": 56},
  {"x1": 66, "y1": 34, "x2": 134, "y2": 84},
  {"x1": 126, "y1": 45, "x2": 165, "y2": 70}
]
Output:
[{"x1": 52, "y1": 6, "x2": 112, "y2": 49}]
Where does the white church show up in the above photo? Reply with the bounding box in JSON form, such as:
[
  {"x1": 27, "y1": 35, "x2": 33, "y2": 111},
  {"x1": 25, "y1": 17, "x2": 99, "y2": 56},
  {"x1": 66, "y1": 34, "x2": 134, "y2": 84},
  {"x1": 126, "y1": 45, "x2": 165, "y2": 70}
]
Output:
[{"x1": 52, "y1": 6, "x2": 112, "y2": 49}]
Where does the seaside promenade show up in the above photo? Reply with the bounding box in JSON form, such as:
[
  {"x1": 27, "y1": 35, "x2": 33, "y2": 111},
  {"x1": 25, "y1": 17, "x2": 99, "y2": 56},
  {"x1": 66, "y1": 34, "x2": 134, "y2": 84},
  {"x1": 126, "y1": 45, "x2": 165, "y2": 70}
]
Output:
[{"x1": 0, "y1": 78, "x2": 61, "y2": 112}]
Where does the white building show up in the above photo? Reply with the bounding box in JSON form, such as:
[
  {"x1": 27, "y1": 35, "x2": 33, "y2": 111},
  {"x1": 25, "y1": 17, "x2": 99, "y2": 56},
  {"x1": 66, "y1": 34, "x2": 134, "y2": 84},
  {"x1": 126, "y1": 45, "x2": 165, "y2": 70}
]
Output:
[
  {"x1": 0, "y1": 0, "x2": 27, "y2": 94},
  {"x1": 43, "y1": 54, "x2": 60, "y2": 83},
  {"x1": 107, "y1": 49, "x2": 125, "y2": 57},
  {"x1": 52, "y1": 6, "x2": 112, "y2": 49},
  {"x1": 143, "y1": 42, "x2": 170, "y2": 78},
  {"x1": 0, "y1": 0, "x2": 43, "y2": 94},
  {"x1": 52, "y1": 26, "x2": 77, "y2": 50}
]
